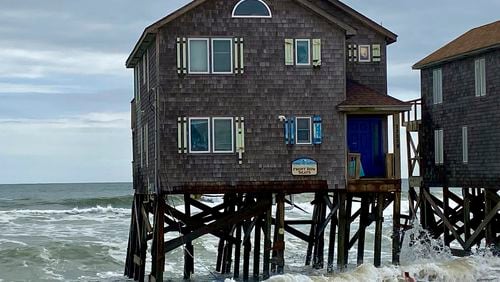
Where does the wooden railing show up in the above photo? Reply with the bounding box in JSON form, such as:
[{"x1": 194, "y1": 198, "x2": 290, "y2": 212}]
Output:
[
  {"x1": 347, "y1": 153, "x2": 361, "y2": 180},
  {"x1": 402, "y1": 98, "x2": 421, "y2": 125}
]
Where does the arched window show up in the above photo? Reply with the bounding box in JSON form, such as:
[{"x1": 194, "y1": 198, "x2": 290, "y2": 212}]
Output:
[{"x1": 232, "y1": 0, "x2": 272, "y2": 18}]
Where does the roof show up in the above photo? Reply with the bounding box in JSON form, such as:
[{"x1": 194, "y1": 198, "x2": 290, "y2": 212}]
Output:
[
  {"x1": 325, "y1": 0, "x2": 397, "y2": 44},
  {"x1": 338, "y1": 80, "x2": 410, "y2": 112},
  {"x1": 126, "y1": 0, "x2": 396, "y2": 68},
  {"x1": 413, "y1": 20, "x2": 500, "y2": 69}
]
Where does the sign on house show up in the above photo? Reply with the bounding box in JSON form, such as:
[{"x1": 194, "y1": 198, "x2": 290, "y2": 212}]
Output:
[{"x1": 291, "y1": 158, "x2": 318, "y2": 176}]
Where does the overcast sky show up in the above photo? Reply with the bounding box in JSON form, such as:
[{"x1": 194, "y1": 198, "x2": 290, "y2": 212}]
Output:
[{"x1": 0, "y1": 0, "x2": 498, "y2": 184}]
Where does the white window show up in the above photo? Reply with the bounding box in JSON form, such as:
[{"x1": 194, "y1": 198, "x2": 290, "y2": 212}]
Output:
[
  {"x1": 211, "y1": 39, "x2": 233, "y2": 74},
  {"x1": 232, "y1": 0, "x2": 272, "y2": 18},
  {"x1": 433, "y1": 68, "x2": 443, "y2": 104},
  {"x1": 189, "y1": 118, "x2": 211, "y2": 153},
  {"x1": 212, "y1": 117, "x2": 234, "y2": 153},
  {"x1": 434, "y1": 129, "x2": 444, "y2": 165},
  {"x1": 462, "y1": 126, "x2": 468, "y2": 164},
  {"x1": 475, "y1": 58, "x2": 486, "y2": 97},
  {"x1": 188, "y1": 38, "x2": 210, "y2": 74},
  {"x1": 296, "y1": 117, "x2": 312, "y2": 144},
  {"x1": 295, "y1": 39, "x2": 310, "y2": 66}
]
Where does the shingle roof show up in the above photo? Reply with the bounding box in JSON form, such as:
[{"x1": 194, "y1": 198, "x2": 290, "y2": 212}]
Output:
[
  {"x1": 337, "y1": 80, "x2": 410, "y2": 112},
  {"x1": 413, "y1": 20, "x2": 500, "y2": 69}
]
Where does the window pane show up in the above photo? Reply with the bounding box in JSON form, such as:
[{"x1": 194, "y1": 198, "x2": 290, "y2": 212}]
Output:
[
  {"x1": 233, "y1": 0, "x2": 271, "y2": 17},
  {"x1": 213, "y1": 40, "x2": 232, "y2": 73},
  {"x1": 190, "y1": 119, "x2": 209, "y2": 152},
  {"x1": 297, "y1": 118, "x2": 311, "y2": 143},
  {"x1": 214, "y1": 119, "x2": 233, "y2": 152},
  {"x1": 296, "y1": 40, "x2": 309, "y2": 64},
  {"x1": 189, "y1": 40, "x2": 208, "y2": 73}
]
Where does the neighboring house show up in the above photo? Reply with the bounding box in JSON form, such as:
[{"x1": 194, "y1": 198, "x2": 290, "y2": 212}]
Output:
[
  {"x1": 126, "y1": 0, "x2": 409, "y2": 194},
  {"x1": 413, "y1": 20, "x2": 500, "y2": 188}
]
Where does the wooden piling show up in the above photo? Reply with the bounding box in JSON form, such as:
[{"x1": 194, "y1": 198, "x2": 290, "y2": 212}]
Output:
[
  {"x1": 392, "y1": 191, "x2": 401, "y2": 265},
  {"x1": 263, "y1": 201, "x2": 272, "y2": 279},
  {"x1": 327, "y1": 193, "x2": 338, "y2": 272},
  {"x1": 357, "y1": 195, "x2": 369, "y2": 266},
  {"x1": 374, "y1": 193, "x2": 384, "y2": 267},
  {"x1": 253, "y1": 215, "x2": 261, "y2": 279},
  {"x1": 184, "y1": 194, "x2": 194, "y2": 279},
  {"x1": 150, "y1": 195, "x2": 165, "y2": 282},
  {"x1": 337, "y1": 192, "x2": 347, "y2": 270}
]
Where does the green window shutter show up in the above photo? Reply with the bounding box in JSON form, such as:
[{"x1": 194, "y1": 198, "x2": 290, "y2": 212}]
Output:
[
  {"x1": 285, "y1": 39, "x2": 294, "y2": 65},
  {"x1": 372, "y1": 44, "x2": 381, "y2": 62},
  {"x1": 234, "y1": 38, "x2": 239, "y2": 74},
  {"x1": 312, "y1": 39, "x2": 321, "y2": 67},
  {"x1": 239, "y1": 38, "x2": 244, "y2": 74}
]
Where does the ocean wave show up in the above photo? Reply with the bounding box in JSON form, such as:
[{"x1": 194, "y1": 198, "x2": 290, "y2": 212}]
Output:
[{"x1": 0, "y1": 205, "x2": 130, "y2": 216}]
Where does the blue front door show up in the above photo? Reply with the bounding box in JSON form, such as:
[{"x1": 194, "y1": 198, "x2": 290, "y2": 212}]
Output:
[{"x1": 347, "y1": 117, "x2": 384, "y2": 178}]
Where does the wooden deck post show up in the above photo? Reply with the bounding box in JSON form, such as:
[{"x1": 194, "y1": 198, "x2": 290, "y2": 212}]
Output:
[
  {"x1": 183, "y1": 194, "x2": 194, "y2": 279},
  {"x1": 327, "y1": 192, "x2": 338, "y2": 272},
  {"x1": 337, "y1": 192, "x2": 347, "y2": 270},
  {"x1": 150, "y1": 194, "x2": 165, "y2": 282},
  {"x1": 374, "y1": 193, "x2": 384, "y2": 267},
  {"x1": 392, "y1": 191, "x2": 401, "y2": 264},
  {"x1": 263, "y1": 199, "x2": 272, "y2": 279}
]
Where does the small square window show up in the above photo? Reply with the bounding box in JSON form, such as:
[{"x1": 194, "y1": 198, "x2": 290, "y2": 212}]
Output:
[
  {"x1": 188, "y1": 39, "x2": 209, "y2": 74},
  {"x1": 212, "y1": 118, "x2": 234, "y2": 153},
  {"x1": 296, "y1": 117, "x2": 312, "y2": 144},
  {"x1": 189, "y1": 118, "x2": 210, "y2": 153},
  {"x1": 295, "y1": 39, "x2": 310, "y2": 65},
  {"x1": 212, "y1": 39, "x2": 233, "y2": 74},
  {"x1": 358, "y1": 45, "x2": 371, "y2": 62}
]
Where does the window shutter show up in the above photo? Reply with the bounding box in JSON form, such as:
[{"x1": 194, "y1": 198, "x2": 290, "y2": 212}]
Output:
[
  {"x1": 480, "y1": 58, "x2": 486, "y2": 96},
  {"x1": 462, "y1": 126, "x2": 468, "y2": 163},
  {"x1": 372, "y1": 44, "x2": 381, "y2": 62},
  {"x1": 176, "y1": 38, "x2": 182, "y2": 74},
  {"x1": 285, "y1": 39, "x2": 294, "y2": 65},
  {"x1": 284, "y1": 118, "x2": 289, "y2": 145},
  {"x1": 289, "y1": 116, "x2": 295, "y2": 145},
  {"x1": 183, "y1": 117, "x2": 188, "y2": 153},
  {"x1": 434, "y1": 129, "x2": 439, "y2": 164},
  {"x1": 352, "y1": 44, "x2": 358, "y2": 62},
  {"x1": 312, "y1": 115, "x2": 322, "y2": 144},
  {"x1": 438, "y1": 69, "x2": 442, "y2": 103},
  {"x1": 239, "y1": 38, "x2": 244, "y2": 74},
  {"x1": 475, "y1": 59, "x2": 480, "y2": 97},
  {"x1": 312, "y1": 39, "x2": 321, "y2": 67},
  {"x1": 236, "y1": 117, "x2": 245, "y2": 164},
  {"x1": 182, "y1": 38, "x2": 187, "y2": 74},
  {"x1": 234, "y1": 38, "x2": 239, "y2": 74},
  {"x1": 177, "y1": 117, "x2": 183, "y2": 153}
]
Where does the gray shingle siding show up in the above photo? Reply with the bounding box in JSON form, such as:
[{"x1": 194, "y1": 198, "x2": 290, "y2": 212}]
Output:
[{"x1": 420, "y1": 49, "x2": 500, "y2": 188}]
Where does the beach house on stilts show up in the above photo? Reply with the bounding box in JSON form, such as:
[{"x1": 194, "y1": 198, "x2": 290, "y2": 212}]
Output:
[{"x1": 124, "y1": 0, "x2": 410, "y2": 280}]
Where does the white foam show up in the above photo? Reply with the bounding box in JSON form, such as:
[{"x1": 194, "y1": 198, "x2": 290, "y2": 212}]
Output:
[
  {"x1": 0, "y1": 205, "x2": 130, "y2": 216},
  {"x1": 0, "y1": 238, "x2": 28, "y2": 246}
]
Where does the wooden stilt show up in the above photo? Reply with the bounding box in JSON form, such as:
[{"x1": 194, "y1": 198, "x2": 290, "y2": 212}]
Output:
[
  {"x1": 327, "y1": 193, "x2": 338, "y2": 272},
  {"x1": 484, "y1": 190, "x2": 494, "y2": 246},
  {"x1": 337, "y1": 192, "x2": 347, "y2": 270},
  {"x1": 184, "y1": 194, "x2": 194, "y2": 279},
  {"x1": 233, "y1": 222, "x2": 242, "y2": 279},
  {"x1": 357, "y1": 195, "x2": 369, "y2": 266},
  {"x1": 313, "y1": 193, "x2": 326, "y2": 269},
  {"x1": 263, "y1": 201, "x2": 272, "y2": 279},
  {"x1": 253, "y1": 214, "x2": 261, "y2": 279},
  {"x1": 274, "y1": 193, "x2": 286, "y2": 274},
  {"x1": 150, "y1": 195, "x2": 165, "y2": 282},
  {"x1": 463, "y1": 188, "x2": 471, "y2": 250},
  {"x1": 305, "y1": 193, "x2": 319, "y2": 266},
  {"x1": 374, "y1": 193, "x2": 384, "y2": 267},
  {"x1": 392, "y1": 191, "x2": 401, "y2": 265},
  {"x1": 443, "y1": 187, "x2": 451, "y2": 246},
  {"x1": 344, "y1": 194, "x2": 352, "y2": 264},
  {"x1": 243, "y1": 219, "x2": 251, "y2": 281}
]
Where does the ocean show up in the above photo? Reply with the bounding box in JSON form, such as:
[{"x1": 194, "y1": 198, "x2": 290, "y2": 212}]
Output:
[{"x1": 0, "y1": 182, "x2": 499, "y2": 282}]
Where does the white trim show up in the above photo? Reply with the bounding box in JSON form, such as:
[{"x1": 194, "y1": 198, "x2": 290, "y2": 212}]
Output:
[
  {"x1": 232, "y1": 0, "x2": 272, "y2": 18},
  {"x1": 188, "y1": 38, "x2": 210, "y2": 74},
  {"x1": 211, "y1": 38, "x2": 234, "y2": 74},
  {"x1": 296, "y1": 116, "x2": 312, "y2": 144},
  {"x1": 188, "y1": 117, "x2": 211, "y2": 153},
  {"x1": 212, "y1": 117, "x2": 235, "y2": 153},
  {"x1": 295, "y1": 39, "x2": 311, "y2": 66},
  {"x1": 358, "y1": 44, "x2": 371, "y2": 63}
]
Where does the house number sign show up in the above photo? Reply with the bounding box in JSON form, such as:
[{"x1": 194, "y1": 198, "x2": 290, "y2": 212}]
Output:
[{"x1": 291, "y1": 158, "x2": 318, "y2": 176}]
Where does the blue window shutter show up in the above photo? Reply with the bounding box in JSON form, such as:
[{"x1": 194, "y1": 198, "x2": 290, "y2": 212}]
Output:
[
  {"x1": 284, "y1": 118, "x2": 289, "y2": 145},
  {"x1": 313, "y1": 115, "x2": 322, "y2": 144},
  {"x1": 289, "y1": 116, "x2": 295, "y2": 145}
]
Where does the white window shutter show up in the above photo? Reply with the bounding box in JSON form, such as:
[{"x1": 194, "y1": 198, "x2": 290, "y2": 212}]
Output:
[
  {"x1": 480, "y1": 58, "x2": 486, "y2": 96},
  {"x1": 239, "y1": 38, "x2": 244, "y2": 73},
  {"x1": 462, "y1": 126, "x2": 468, "y2": 163},
  {"x1": 312, "y1": 39, "x2": 321, "y2": 67},
  {"x1": 433, "y1": 70, "x2": 438, "y2": 104},
  {"x1": 475, "y1": 59, "x2": 480, "y2": 97},
  {"x1": 434, "y1": 130, "x2": 439, "y2": 164},
  {"x1": 285, "y1": 39, "x2": 294, "y2": 65}
]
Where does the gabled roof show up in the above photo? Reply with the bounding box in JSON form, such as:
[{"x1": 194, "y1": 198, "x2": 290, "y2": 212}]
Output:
[
  {"x1": 325, "y1": 0, "x2": 397, "y2": 44},
  {"x1": 413, "y1": 20, "x2": 500, "y2": 69},
  {"x1": 338, "y1": 80, "x2": 410, "y2": 112},
  {"x1": 126, "y1": 0, "x2": 394, "y2": 68}
]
